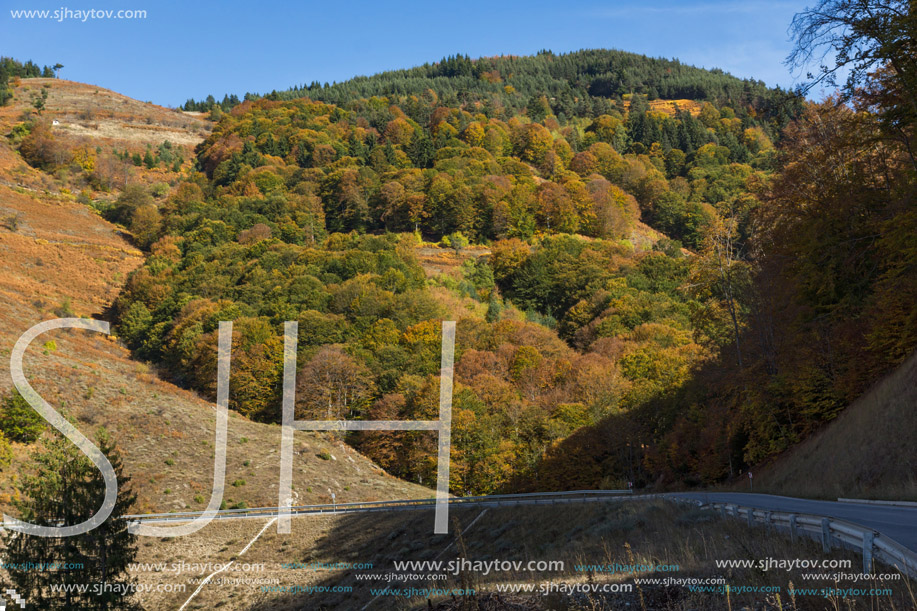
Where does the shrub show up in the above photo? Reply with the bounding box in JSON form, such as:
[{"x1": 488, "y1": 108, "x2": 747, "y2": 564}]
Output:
[
  {"x1": 109, "y1": 184, "x2": 153, "y2": 225},
  {"x1": 1, "y1": 213, "x2": 23, "y2": 232},
  {"x1": 9, "y1": 122, "x2": 32, "y2": 144},
  {"x1": 442, "y1": 231, "x2": 469, "y2": 252},
  {"x1": 19, "y1": 122, "x2": 71, "y2": 169},
  {"x1": 53, "y1": 297, "x2": 74, "y2": 317},
  {"x1": 0, "y1": 432, "x2": 12, "y2": 469},
  {"x1": 0, "y1": 390, "x2": 45, "y2": 443}
]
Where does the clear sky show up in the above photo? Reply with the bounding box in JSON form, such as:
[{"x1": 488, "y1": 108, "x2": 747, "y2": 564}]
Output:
[{"x1": 2, "y1": 0, "x2": 809, "y2": 107}]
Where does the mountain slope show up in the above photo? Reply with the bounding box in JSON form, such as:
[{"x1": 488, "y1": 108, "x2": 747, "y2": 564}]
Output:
[
  {"x1": 4, "y1": 78, "x2": 208, "y2": 147},
  {"x1": 753, "y1": 350, "x2": 917, "y2": 501}
]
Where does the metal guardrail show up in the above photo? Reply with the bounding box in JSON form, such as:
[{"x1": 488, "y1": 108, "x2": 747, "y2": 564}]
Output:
[
  {"x1": 684, "y1": 499, "x2": 917, "y2": 578},
  {"x1": 837, "y1": 498, "x2": 917, "y2": 508},
  {"x1": 126, "y1": 489, "x2": 635, "y2": 523},
  {"x1": 129, "y1": 490, "x2": 915, "y2": 579}
]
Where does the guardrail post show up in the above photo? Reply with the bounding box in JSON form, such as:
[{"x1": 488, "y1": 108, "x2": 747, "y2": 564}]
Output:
[
  {"x1": 789, "y1": 514, "x2": 797, "y2": 541},
  {"x1": 747, "y1": 507, "x2": 755, "y2": 528},
  {"x1": 821, "y1": 518, "x2": 832, "y2": 552},
  {"x1": 764, "y1": 511, "x2": 772, "y2": 527},
  {"x1": 862, "y1": 532, "x2": 874, "y2": 574},
  {"x1": 719, "y1": 504, "x2": 726, "y2": 519}
]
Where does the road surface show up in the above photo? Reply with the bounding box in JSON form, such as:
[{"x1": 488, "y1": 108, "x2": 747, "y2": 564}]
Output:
[{"x1": 671, "y1": 492, "x2": 917, "y2": 553}]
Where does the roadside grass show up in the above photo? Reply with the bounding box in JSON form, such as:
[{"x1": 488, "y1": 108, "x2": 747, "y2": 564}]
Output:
[{"x1": 130, "y1": 499, "x2": 915, "y2": 610}]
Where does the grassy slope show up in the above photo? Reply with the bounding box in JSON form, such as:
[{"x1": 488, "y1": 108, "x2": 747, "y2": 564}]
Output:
[
  {"x1": 5, "y1": 78, "x2": 209, "y2": 147},
  {"x1": 753, "y1": 350, "x2": 917, "y2": 501}
]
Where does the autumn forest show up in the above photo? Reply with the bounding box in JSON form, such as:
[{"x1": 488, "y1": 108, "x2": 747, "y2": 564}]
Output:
[{"x1": 7, "y1": 6, "x2": 915, "y2": 498}]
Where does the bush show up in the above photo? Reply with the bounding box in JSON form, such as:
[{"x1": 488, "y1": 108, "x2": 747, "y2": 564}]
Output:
[
  {"x1": 442, "y1": 231, "x2": 469, "y2": 252},
  {"x1": 0, "y1": 433, "x2": 11, "y2": 469},
  {"x1": 0, "y1": 390, "x2": 45, "y2": 443},
  {"x1": 109, "y1": 184, "x2": 153, "y2": 225},
  {"x1": 9, "y1": 122, "x2": 32, "y2": 144},
  {"x1": 19, "y1": 122, "x2": 70, "y2": 169},
  {"x1": 1, "y1": 213, "x2": 23, "y2": 232},
  {"x1": 150, "y1": 182, "x2": 169, "y2": 198},
  {"x1": 54, "y1": 297, "x2": 74, "y2": 317}
]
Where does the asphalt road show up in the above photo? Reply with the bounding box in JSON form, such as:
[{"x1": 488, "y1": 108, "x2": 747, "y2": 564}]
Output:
[
  {"x1": 671, "y1": 492, "x2": 917, "y2": 553},
  {"x1": 129, "y1": 489, "x2": 917, "y2": 556}
]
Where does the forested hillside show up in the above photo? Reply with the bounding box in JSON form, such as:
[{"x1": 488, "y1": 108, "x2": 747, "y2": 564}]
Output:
[
  {"x1": 106, "y1": 48, "x2": 795, "y2": 495},
  {"x1": 105, "y1": 25, "x2": 915, "y2": 497},
  {"x1": 531, "y1": 4, "x2": 917, "y2": 490}
]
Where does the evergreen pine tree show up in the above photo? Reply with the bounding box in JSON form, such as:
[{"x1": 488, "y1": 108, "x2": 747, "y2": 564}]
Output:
[
  {"x1": 408, "y1": 133, "x2": 434, "y2": 168},
  {"x1": 142, "y1": 149, "x2": 156, "y2": 169},
  {"x1": 2, "y1": 430, "x2": 139, "y2": 610}
]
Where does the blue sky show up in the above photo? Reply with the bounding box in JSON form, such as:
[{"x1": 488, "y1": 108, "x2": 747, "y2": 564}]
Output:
[{"x1": 2, "y1": 0, "x2": 809, "y2": 106}]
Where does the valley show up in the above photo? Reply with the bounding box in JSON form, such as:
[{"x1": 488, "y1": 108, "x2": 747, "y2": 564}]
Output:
[{"x1": 0, "y1": 20, "x2": 915, "y2": 608}]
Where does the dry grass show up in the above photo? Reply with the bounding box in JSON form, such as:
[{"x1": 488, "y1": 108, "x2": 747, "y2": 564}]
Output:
[
  {"x1": 0, "y1": 79, "x2": 209, "y2": 196},
  {"x1": 621, "y1": 98, "x2": 703, "y2": 117},
  {"x1": 128, "y1": 499, "x2": 915, "y2": 610},
  {"x1": 753, "y1": 351, "x2": 917, "y2": 501},
  {"x1": 0, "y1": 78, "x2": 209, "y2": 147},
  {"x1": 415, "y1": 244, "x2": 491, "y2": 279}
]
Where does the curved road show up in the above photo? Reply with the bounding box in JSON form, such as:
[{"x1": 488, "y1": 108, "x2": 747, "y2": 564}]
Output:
[
  {"x1": 671, "y1": 492, "x2": 917, "y2": 553},
  {"x1": 129, "y1": 489, "x2": 917, "y2": 556}
]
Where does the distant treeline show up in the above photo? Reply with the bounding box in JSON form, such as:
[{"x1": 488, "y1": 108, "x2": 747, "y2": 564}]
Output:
[
  {"x1": 183, "y1": 49, "x2": 802, "y2": 128},
  {"x1": 182, "y1": 93, "x2": 242, "y2": 113},
  {"x1": 0, "y1": 57, "x2": 56, "y2": 106}
]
